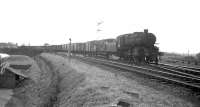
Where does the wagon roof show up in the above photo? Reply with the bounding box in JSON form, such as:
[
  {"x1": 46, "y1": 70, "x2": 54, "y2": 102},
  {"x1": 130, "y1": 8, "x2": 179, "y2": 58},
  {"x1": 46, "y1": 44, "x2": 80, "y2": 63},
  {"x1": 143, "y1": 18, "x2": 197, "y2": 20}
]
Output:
[{"x1": 99, "y1": 38, "x2": 116, "y2": 42}]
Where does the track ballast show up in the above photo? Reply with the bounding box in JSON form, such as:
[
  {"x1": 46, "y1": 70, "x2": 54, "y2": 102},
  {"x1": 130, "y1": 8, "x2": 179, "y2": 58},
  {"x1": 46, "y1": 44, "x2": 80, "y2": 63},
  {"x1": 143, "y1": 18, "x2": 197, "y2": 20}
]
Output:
[{"x1": 77, "y1": 56, "x2": 200, "y2": 91}]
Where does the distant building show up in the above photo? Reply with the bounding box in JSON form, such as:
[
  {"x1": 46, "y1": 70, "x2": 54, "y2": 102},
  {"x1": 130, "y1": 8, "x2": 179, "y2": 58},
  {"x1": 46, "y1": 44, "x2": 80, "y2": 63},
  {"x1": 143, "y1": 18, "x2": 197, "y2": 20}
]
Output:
[{"x1": 0, "y1": 42, "x2": 18, "y2": 48}]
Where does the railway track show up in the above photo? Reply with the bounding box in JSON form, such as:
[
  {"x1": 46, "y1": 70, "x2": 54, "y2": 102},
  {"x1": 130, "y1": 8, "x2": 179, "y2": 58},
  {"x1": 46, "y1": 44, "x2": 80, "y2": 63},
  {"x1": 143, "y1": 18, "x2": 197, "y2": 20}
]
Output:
[
  {"x1": 148, "y1": 64, "x2": 200, "y2": 80},
  {"x1": 155, "y1": 63, "x2": 200, "y2": 76},
  {"x1": 77, "y1": 56, "x2": 200, "y2": 91},
  {"x1": 182, "y1": 66, "x2": 200, "y2": 71}
]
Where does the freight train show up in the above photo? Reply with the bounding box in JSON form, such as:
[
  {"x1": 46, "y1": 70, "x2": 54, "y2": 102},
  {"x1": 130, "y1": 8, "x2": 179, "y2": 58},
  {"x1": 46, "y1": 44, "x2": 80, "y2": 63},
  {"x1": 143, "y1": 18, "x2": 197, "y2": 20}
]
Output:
[
  {"x1": 4, "y1": 29, "x2": 158, "y2": 64},
  {"x1": 42, "y1": 29, "x2": 160, "y2": 64}
]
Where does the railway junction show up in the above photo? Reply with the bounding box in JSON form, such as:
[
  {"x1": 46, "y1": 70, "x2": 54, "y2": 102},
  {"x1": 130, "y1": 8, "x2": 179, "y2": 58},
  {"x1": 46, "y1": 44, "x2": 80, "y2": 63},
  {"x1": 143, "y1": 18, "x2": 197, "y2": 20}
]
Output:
[{"x1": 0, "y1": 30, "x2": 200, "y2": 107}]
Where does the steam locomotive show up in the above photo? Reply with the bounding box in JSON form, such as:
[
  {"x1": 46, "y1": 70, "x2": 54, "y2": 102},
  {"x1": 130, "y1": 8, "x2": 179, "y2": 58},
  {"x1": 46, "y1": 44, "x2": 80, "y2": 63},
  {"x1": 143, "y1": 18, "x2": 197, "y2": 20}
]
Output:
[{"x1": 116, "y1": 29, "x2": 159, "y2": 63}]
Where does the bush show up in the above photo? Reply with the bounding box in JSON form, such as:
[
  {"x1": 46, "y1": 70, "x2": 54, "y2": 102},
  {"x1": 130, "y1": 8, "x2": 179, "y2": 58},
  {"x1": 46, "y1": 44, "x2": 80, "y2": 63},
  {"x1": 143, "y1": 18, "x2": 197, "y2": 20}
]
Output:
[{"x1": 0, "y1": 47, "x2": 43, "y2": 57}]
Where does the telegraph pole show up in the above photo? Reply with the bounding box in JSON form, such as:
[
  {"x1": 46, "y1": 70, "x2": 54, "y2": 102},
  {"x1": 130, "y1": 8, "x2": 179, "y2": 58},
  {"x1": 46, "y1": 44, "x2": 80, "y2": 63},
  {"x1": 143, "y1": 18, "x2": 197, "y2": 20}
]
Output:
[
  {"x1": 69, "y1": 38, "x2": 71, "y2": 57},
  {"x1": 188, "y1": 49, "x2": 190, "y2": 64}
]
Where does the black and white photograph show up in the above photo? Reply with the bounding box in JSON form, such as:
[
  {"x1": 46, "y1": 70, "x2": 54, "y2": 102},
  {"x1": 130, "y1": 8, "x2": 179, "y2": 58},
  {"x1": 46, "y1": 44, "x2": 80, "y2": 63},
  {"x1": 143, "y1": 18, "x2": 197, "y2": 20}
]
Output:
[{"x1": 0, "y1": 0, "x2": 200, "y2": 107}]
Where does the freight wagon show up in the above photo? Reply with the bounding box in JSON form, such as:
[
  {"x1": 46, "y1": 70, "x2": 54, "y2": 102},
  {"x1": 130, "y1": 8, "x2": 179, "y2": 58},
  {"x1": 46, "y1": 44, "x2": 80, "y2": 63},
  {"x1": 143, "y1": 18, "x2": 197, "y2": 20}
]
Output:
[{"x1": 95, "y1": 39, "x2": 117, "y2": 58}]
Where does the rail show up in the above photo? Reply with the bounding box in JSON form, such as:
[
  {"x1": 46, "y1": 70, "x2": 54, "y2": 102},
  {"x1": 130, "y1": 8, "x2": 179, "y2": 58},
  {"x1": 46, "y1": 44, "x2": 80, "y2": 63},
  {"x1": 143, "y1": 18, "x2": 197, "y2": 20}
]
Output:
[{"x1": 157, "y1": 63, "x2": 200, "y2": 76}]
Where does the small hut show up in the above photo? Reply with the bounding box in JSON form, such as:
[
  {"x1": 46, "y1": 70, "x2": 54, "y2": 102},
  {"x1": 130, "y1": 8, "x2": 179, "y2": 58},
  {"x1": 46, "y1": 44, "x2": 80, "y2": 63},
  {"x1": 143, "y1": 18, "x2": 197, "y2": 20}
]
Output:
[
  {"x1": 0, "y1": 63, "x2": 30, "y2": 89},
  {"x1": 0, "y1": 68, "x2": 17, "y2": 88}
]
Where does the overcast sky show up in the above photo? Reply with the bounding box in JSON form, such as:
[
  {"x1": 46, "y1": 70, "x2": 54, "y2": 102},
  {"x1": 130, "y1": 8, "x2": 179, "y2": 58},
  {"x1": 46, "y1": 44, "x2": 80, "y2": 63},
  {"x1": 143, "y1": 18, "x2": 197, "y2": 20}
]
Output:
[{"x1": 0, "y1": 0, "x2": 200, "y2": 54}]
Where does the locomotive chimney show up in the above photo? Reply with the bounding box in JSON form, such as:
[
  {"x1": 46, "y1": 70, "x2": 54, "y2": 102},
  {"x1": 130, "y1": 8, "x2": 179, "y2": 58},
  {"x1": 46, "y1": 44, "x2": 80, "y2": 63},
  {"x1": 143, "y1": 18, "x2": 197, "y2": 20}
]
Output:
[{"x1": 144, "y1": 29, "x2": 148, "y2": 34}]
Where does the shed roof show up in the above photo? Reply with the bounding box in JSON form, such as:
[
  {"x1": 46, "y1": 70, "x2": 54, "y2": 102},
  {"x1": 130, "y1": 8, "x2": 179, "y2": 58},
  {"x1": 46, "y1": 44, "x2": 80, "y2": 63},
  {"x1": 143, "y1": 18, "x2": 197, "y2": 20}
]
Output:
[
  {"x1": 6, "y1": 66, "x2": 29, "y2": 78},
  {"x1": 0, "y1": 62, "x2": 31, "y2": 78}
]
